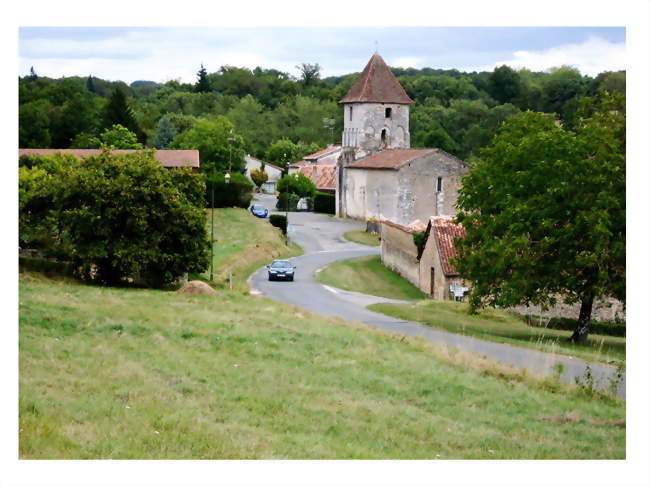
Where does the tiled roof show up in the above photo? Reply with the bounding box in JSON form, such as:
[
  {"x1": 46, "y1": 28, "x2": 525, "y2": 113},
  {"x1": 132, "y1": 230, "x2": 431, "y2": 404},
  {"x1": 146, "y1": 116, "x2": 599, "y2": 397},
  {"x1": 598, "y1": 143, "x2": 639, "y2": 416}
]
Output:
[
  {"x1": 431, "y1": 217, "x2": 466, "y2": 277},
  {"x1": 297, "y1": 165, "x2": 337, "y2": 191},
  {"x1": 346, "y1": 148, "x2": 435, "y2": 170},
  {"x1": 339, "y1": 54, "x2": 414, "y2": 105},
  {"x1": 304, "y1": 146, "x2": 341, "y2": 160},
  {"x1": 18, "y1": 148, "x2": 200, "y2": 168},
  {"x1": 406, "y1": 219, "x2": 428, "y2": 233},
  {"x1": 288, "y1": 160, "x2": 308, "y2": 168}
]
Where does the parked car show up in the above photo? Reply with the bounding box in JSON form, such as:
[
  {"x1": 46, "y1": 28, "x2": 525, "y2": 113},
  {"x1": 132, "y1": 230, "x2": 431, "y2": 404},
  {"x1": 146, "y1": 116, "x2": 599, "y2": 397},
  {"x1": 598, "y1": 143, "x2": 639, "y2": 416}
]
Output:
[
  {"x1": 266, "y1": 260, "x2": 296, "y2": 281},
  {"x1": 250, "y1": 204, "x2": 269, "y2": 218}
]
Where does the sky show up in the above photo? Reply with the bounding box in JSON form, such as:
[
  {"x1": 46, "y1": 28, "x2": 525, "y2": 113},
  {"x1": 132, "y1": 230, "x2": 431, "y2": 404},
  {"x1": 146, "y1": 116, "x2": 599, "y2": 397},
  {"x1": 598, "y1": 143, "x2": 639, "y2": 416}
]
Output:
[{"x1": 18, "y1": 26, "x2": 626, "y2": 84}]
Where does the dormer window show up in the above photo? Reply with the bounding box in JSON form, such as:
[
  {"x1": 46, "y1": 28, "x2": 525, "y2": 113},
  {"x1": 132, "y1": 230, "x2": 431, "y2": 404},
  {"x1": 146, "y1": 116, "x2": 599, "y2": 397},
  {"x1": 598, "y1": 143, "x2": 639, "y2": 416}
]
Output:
[{"x1": 385, "y1": 107, "x2": 392, "y2": 118}]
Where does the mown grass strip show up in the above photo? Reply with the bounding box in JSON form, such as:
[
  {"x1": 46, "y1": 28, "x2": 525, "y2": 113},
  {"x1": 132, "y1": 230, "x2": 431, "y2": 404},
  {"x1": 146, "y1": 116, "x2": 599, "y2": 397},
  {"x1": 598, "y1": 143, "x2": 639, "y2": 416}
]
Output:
[
  {"x1": 343, "y1": 230, "x2": 381, "y2": 247},
  {"x1": 368, "y1": 300, "x2": 625, "y2": 365},
  {"x1": 316, "y1": 255, "x2": 426, "y2": 300}
]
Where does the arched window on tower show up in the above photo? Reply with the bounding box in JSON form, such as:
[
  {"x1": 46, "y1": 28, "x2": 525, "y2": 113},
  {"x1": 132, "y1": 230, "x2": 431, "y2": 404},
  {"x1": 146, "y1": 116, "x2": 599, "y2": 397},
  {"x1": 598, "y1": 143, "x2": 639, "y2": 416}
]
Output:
[
  {"x1": 381, "y1": 128, "x2": 388, "y2": 148},
  {"x1": 349, "y1": 106, "x2": 353, "y2": 121}
]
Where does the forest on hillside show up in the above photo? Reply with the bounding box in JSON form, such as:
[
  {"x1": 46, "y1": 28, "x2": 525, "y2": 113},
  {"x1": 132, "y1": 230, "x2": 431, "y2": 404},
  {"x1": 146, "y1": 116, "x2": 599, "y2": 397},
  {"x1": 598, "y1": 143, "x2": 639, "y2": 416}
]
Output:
[{"x1": 18, "y1": 62, "x2": 625, "y2": 168}]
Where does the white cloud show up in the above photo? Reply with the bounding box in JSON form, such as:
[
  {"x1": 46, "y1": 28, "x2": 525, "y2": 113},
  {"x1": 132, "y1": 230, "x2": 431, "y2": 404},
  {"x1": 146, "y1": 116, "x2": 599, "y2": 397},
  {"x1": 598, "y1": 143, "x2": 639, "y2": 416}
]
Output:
[
  {"x1": 392, "y1": 56, "x2": 422, "y2": 69},
  {"x1": 468, "y1": 36, "x2": 625, "y2": 75}
]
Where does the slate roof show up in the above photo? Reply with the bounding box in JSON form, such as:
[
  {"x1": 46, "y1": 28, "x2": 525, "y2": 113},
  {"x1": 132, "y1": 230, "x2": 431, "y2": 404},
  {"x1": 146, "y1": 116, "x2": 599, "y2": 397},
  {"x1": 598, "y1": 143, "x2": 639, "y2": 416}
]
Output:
[
  {"x1": 297, "y1": 165, "x2": 337, "y2": 191},
  {"x1": 345, "y1": 148, "x2": 435, "y2": 170},
  {"x1": 339, "y1": 54, "x2": 414, "y2": 105},
  {"x1": 18, "y1": 148, "x2": 200, "y2": 169},
  {"x1": 430, "y1": 217, "x2": 466, "y2": 277}
]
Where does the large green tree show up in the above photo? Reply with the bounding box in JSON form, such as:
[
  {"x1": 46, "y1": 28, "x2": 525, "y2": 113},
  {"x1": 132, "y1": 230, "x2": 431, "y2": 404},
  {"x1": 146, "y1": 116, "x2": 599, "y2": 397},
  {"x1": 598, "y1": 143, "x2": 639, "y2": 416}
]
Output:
[
  {"x1": 171, "y1": 116, "x2": 245, "y2": 173},
  {"x1": 454, "y1": 95, "x2": 625, "y2": 342},
  {"x1": 195, "y1": 64, "x2": 211, "y2": 93},
  {"x1": 103, "y1": 86, "x2": 142, "y2": 140},
  {"x1": 20, "y1": 151, "x2": 209, "y2": 287}
]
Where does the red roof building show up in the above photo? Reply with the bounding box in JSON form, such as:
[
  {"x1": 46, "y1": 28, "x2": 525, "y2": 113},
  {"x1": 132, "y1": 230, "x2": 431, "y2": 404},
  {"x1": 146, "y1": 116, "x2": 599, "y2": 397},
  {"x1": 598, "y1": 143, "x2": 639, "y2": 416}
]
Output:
[{"x1": 339, "y1": 54, "x2": 414, "y2": 105}]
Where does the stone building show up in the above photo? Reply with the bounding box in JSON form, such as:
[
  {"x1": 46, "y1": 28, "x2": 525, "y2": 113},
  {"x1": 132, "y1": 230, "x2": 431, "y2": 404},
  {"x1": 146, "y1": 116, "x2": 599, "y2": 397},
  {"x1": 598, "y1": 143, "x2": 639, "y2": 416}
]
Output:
[
  {"x1": 288, "y1": 146, "x2": 341, "y2": 194},
  {"x1": 336, "y1": 53, "x2": 470, "y2": 223},
  {"x1": 341, "y1": 148, "x2": 469, "y2": 225},
  {"x1": 380, "y1": 216, "x2": 468, "y2": 300}
]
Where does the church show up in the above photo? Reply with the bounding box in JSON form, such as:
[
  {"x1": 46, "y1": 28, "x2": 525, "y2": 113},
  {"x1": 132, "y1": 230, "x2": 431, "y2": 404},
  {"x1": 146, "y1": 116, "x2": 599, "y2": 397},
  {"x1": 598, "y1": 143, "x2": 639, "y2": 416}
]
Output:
[{"x1": 335, "y1": 53, "x2": 470, "y2": 226}]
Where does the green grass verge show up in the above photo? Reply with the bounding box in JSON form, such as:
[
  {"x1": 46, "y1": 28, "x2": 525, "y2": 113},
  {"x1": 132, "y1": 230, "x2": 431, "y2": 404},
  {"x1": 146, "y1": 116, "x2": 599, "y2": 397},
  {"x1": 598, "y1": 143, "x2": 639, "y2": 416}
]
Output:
[
  {"x1": 368, "y1": 300, "x2": 626, "y2": 365},
  {"x1": 316, "y1": 255, "x2": 426, "y2": 300},
  {"x1": 202, "y1": 208, "x2": 302, "y2": 291},
  {"x1": 343, "y1": 230, "x2": 381, "y2": 247},
  {"x1": 19, "y1": 272, "x2": 624, "y2": 459}
]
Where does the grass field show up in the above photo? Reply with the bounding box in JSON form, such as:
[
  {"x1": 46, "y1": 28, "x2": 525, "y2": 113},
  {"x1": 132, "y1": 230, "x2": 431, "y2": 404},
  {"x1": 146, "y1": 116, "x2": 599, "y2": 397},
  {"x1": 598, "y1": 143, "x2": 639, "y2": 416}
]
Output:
[
  {"x1": 316, "y1": 255, "x2": 426, "y2": 300},
  {"x1": 19, "y1": 272, "x2": 624, "y2": 459},
  {"x1": 18, "y1": 209, "x2": 625, "y2": 459},
  {"x1": 369, "y1": 300, "x2": 626, "y2": 365},
  {"x1": 202, "y1": 208, "x2": 301, "y2": 291},
  {"x1": 343, "y1": 230, "x2": 381, "y2": 247}
]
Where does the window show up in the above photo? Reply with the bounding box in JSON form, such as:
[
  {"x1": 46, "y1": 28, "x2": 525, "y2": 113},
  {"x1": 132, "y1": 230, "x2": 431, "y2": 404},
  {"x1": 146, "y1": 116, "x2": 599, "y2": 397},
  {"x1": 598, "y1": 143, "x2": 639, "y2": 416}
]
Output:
[
  {"x1": 385, "y1": 107, "x2": 392, "y2": 118},
  {"x1": 349, "y1": 106, "x2": 353, "y2": 121},
  {"x1": 437, "y1": 177, "x2": 443, "y2": 192},
  {"x1": 381, "y1": 129, "x2": 388, "y2": 148}
]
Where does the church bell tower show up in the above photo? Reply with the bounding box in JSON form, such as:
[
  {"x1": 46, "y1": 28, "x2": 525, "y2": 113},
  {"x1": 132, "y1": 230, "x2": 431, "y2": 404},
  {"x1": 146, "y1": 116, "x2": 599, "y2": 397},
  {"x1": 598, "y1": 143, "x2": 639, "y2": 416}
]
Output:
[{"x1": 338, "y1": 53, "x2": 414, "y2": 163}]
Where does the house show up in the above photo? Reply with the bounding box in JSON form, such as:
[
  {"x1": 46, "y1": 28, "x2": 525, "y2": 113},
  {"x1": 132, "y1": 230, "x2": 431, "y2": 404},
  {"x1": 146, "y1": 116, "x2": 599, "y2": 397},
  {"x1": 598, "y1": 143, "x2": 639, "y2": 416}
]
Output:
[
  {"x1": 244, "y1": 155, "x2": 284, "y2": 193},
  {"x1": 288, "y1": 146, "x2": 341, "y2": 194},
  {"x1": 380, "y1": 216, "x2": 468, "y2": 300},
  {"x1": 18, "y1": 148, "x2": 200, "y2": 172},
  {"x1": 335, "y1": 53, "x2": 470, "y2": 224}
]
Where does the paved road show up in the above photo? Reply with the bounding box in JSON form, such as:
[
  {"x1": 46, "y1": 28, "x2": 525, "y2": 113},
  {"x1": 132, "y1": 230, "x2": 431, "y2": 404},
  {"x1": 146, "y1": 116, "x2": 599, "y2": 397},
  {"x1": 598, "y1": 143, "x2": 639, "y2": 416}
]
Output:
[{"x1": 250, "y1": 196, "x2": 626, "y2": 398}]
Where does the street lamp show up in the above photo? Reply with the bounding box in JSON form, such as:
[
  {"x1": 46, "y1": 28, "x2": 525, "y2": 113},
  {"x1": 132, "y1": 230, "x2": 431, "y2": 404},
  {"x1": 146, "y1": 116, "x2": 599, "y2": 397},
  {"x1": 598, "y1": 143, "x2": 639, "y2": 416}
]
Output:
[{"x1": 209, "y1": 163, "x2": 216, "y2": 282}]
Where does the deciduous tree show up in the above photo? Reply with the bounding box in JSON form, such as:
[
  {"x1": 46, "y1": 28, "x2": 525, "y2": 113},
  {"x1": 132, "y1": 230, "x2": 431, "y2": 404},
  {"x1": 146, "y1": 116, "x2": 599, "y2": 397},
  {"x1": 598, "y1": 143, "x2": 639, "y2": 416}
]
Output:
[{"x1": 455, "y1": 96, "x2": 625, "y2": 342}]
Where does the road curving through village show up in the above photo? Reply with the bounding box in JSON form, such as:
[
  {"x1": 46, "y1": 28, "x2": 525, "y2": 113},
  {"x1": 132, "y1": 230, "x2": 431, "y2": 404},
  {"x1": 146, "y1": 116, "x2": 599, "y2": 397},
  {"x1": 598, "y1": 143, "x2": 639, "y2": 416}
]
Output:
[{"x1": 249, "y1": 199, "x2": 625, "y2": 398}]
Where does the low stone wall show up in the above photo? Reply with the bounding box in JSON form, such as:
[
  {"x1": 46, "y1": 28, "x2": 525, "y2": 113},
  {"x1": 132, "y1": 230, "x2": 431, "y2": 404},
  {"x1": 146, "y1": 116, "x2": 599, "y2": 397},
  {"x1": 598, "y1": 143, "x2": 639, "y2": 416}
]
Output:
[
  {"x1": 380, "y1": 221, "x2": 420, "y2": 287},
  {"x1": 509, "y1": 297, "x2": 625, "y2": 323}
]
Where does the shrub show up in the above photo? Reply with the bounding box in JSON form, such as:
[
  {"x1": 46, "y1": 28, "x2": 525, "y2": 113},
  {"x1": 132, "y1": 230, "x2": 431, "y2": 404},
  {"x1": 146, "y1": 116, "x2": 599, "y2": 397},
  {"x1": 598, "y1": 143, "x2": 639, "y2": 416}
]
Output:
[
  {"x1": 269, "y1": 214, "x2": 288, "y2": 235},
  {"x1": 412, "y1": 230, "x2": 427, "y2": 255},
  {"x1": 314, "y1": 191, "x2": 335, "y2": 214},
  {"x1": 206, "y1": 172, "x2": 254, "y2": 208},
  {"x1": 276, "y1": 173, "x2": 316, "y2": 198},
  {"x1": 20, "y1": 150, "x2": 210, "y2": 287},
  {"x1": 250, "y1": 168, "x2": 268, "y2": 189},
  {"x1": 276, "y1": 192, "x2": 300, "y2": 211}
]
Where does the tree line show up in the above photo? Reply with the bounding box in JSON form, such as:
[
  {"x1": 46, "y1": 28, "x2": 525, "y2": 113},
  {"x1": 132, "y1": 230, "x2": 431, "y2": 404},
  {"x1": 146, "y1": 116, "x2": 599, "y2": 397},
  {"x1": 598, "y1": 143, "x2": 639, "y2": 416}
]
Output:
[{"x1": 19, "y1": 63, "x2": 625, "y2": 166}]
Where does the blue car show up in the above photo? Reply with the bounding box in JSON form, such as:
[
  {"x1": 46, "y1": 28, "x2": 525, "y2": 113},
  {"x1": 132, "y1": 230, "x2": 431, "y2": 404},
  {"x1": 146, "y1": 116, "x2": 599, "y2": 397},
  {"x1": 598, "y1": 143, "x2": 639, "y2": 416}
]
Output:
[
  {"x1": 267, "y1": 260, "x2": 296, "y2": 281},
  {"x1": 250, "y1": 204, "x2": 268, "y2": 218}
]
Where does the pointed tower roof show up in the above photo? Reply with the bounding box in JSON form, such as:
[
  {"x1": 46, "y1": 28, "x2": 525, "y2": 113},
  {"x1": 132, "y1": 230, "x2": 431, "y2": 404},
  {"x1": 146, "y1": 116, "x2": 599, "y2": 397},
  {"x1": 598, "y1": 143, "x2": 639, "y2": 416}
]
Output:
[{"x1": 339, "y1": 53, "x2": 414, "y2": 105}]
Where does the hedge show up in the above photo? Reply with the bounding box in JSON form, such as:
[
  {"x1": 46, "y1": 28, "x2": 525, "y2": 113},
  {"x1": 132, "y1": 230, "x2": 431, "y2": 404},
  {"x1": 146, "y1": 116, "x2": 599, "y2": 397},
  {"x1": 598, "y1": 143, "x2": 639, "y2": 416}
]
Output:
[
  {"x1": 276, "y1": 193, "x2": 300, "y2": 211},
  {"x1": 269, "y1": 214, "x2": 288, "y2": 235},
  {"x1": 314, "y1": 191, "x2": 335, "y2": 214},
  {"x1": 206, "y1": 172, "x2": 253, "y2": 208},
  {"x1": 522, "y1": 315, "x2": 626, "y2": 337}
]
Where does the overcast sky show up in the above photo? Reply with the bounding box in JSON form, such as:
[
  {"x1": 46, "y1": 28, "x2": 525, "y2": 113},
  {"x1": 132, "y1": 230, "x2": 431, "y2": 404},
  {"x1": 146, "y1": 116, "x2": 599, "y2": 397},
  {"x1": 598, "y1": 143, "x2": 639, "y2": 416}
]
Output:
[{"x1": 18, "y1": 26, "x2": 625, "y2": 84}]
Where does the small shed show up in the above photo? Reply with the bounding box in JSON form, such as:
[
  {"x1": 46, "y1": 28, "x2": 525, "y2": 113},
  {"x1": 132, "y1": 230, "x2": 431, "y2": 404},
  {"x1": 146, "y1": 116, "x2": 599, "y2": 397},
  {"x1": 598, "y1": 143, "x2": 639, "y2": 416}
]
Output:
[{"x1": 418, "y1": 216, "x2": 469, "y2": 300}]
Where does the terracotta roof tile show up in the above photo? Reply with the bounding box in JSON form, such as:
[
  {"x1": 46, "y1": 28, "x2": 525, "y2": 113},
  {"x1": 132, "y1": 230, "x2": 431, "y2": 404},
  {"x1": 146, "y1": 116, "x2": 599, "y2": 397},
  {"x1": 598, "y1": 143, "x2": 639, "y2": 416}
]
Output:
[
  {"x1": 431, "y1": 217, "x2": 466, "y2": 277},
  {"x1": 18, "y1": 148, "x2": 200, "y2": 168},
  {"x1": 339, "y1": 54, "x2": 414, "y2": 105},
  {"x1": 346, "y1": 148, "x2": 435, "y2": 170},
  {"x1": 297, "y1": 165, "x2": 337, "y2": 191},
  {"x1": 304, "y1": 146, "x2": 341, "y2": 160}
]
